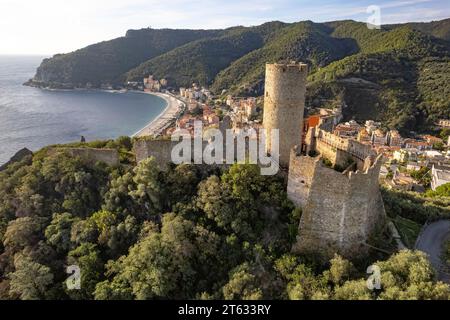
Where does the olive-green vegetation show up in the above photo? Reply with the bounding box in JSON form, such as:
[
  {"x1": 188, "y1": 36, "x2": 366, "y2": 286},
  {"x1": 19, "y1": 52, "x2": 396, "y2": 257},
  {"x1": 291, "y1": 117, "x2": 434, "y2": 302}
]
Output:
[
  {"x1": 30, "y1": 28, "x2": 223, "y2": 88},
  {"x1": 209, "y1": 21, "x2": 357, "y2": 95},
  {"x1": 381, "y1": 188, "x2": 450, "y2": 248},
  {"x1": 0, "y1": 144, "x2": 449, "y2": 300},
  {"x1": 445, "y1": 240, "x2": 450, "y2": 266},
  {"x1": 426, "y1": 183, "x2": 450, "y2": 198},
  {"x1": 381, "y1": 187, "x2": 450, "y2": 285},
  {"x1": 382, "y1": 187, "x2": 450, "y2": 225},
  {"x1": 409, "y1": 167, "x2": 432, "y2": 188},
  {"x1": 308, "y1": 21, "x2": 450, "y2": 134},
  {"x1": 391, "y1": 216, "x2": 422, "y2": 249},
  {"x1": 384, "y1": 18, "x2": 450, "y2": 41},
  {"x1": 126, "y1": 22, "x2": 289, "y2": 88}
]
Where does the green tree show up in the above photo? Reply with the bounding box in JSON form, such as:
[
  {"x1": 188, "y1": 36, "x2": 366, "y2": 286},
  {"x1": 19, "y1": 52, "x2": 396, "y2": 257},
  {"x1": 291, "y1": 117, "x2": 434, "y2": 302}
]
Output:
[
  {"x1": 129, "y1": 158, "x2": 164, "y2": 219},
  {"x1": 275, "y1": 254, "x2": 326, "y2": 300},
  {"x1": 67, "y1": 243, "x2": 104, "y2": 300},
  {"x1": 222, "y1": 263, "x2": 263, "y2": 300},
  {"x1": 103, "y1": 172, "x2": 139, "y2": 218},
  {"x1": 3, "y1": 217, "x2": 46, "y2": 253},
  {"x1": 106, "y1": 215, "x2": 140, "y2": 258},
  {"x1": 94, "y1": 213, "x2": 220, "y2": 300},
  {"x1": 45, "y1": 213, "x2": 79, "y2": 254},
  {"x1": 333, "y1": 280, "x2": 373, "y2": 300},
  {"x1": 376, "y1": 250, "x2": 450, "y2": 300},
  {"x1": 440, "y1": 128, "x2": 450, "y2": 141},
  {"x1": 9, "y1": 254, "x2": 54, "y2": 300},
  {"x1": 325, "y1": 254, "x2": 356, "y2": 285}
]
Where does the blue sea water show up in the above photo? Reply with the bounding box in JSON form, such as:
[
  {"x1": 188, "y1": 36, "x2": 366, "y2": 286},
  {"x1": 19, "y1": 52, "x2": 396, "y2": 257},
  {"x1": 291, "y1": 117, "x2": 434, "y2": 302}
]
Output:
[{"x1": 0, "y1": 55, "x2": 167, "y2": 164}]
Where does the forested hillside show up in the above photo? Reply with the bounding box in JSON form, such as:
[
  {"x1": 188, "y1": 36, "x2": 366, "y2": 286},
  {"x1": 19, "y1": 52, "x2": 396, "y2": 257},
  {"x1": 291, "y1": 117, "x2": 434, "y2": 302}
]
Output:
[
  {"x1": 0, "y1": 140, "x2": 449, "y2": 300},
  {"x1": 307, "y1": 22, "x2": 450, "y2": 133},
  {"x1": 126, "y1": 22, "x2": 288, "y2": 87},
  {"x1": 29, "y1": 28, "x2": 223, "y2": 87},
  {"x1": 210, "y1": 21, "x2": 358, "y2": 95},
  {"x1": 28, "y1": 19, "x2": 450, "y2": 131},
  {"x1": 384, "y1": 18, "x2": 450, "y2": 41}
]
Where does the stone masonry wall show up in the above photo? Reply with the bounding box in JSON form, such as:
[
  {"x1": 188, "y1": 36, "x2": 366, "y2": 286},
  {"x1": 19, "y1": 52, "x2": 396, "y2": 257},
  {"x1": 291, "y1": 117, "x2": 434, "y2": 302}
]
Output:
[
  {"x1": 52, "y1": 148, "x2": 120, "y2": 166},
  {"x1": 263, "y1": 62, "x2": 307, "y2": 168},
  {"x1": 314, "y1": 129, "x2": 375, "y2": 170},
  {"x1": 133, "y1": 138, "x2": 257, "y2": 170},
  {"x1": 287, "y1": 147, "x2": 318, "y2": 208},
  {"x1": 134, "y1": 139, "x2": 177, "y2": 169},
  {"x1": 289, "y1": 153, "x2": 386, "y2": 258}
]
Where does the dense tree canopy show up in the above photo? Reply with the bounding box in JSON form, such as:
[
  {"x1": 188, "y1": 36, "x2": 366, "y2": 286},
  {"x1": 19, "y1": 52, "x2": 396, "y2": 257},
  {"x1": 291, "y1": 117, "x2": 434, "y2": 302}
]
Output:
[{"x1": 0, "y1": 142, "x2": 449, "y2": 300}]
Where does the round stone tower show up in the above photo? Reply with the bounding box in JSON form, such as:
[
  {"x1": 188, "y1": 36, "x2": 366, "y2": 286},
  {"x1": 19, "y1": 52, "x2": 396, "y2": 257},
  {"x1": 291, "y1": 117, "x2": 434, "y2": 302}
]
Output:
[{"x1": 263, "y1": 62, "x2": 308, "y2": 168}]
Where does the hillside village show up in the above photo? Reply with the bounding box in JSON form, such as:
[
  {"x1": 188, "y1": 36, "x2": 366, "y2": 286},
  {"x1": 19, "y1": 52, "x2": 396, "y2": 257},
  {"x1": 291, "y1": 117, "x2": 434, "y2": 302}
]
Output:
[{"x1": 128, "y1": 72, "x2": 450, "y2": 196}]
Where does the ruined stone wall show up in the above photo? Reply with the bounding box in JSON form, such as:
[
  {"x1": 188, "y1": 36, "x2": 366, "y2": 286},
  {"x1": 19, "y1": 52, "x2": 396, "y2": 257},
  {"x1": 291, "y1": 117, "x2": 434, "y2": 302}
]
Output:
[
  {"x1": 289, "y1": 153, "x2": 386, "y2": 258},
  {"x1": 287, "y1": 147, "x2": 318, "y2": 208},
  {"x1": 312, "y1": 129, "x2": 375, "y2": 170},
  {"x1": 315, "y1": 139, "x2": 352, "y2": 169},
  {"x1": 263, "y1": 62, "x2": 307, "y2": 168},
  {"x1": 346, "y1": 139, "x2": 374, "y2": 163},
  {"x1": 133, "y1": 137, "x2": 257, "y2": 170},
  {"x1": 54, "y1": 148, "x2": 120, "y2": 166},
  {"x1": 134, "y1": 139, "x2": 177, "y2": 169}
]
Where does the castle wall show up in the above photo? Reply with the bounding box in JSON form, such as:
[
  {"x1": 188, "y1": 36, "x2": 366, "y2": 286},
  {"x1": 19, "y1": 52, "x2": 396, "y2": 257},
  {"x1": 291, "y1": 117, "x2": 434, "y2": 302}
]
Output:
[
  {"x1": 263, "y1": 62, "x2": 307, "y2": 168},
  {"x1": 289, "y1": 153, "x2": 386, "y2": 258},
  {"x1": 133, "y1": 137, "x2": 262, "y2": 171},
  {"x1": 287, "y1": 148, "x2": 318, "y2": 208},
  {"x1": 134, "y1": 139, "x2": 177, "y2": 169},
  {"x1": 312, "y1": 129, "x2": 375, "y2": 170}
]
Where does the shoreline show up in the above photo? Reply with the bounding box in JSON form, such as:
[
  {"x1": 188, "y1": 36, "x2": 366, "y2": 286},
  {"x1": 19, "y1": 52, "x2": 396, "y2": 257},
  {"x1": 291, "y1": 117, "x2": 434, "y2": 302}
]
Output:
[{"x1": 132, "y1": 91, "x2": 185, "y2": 138}]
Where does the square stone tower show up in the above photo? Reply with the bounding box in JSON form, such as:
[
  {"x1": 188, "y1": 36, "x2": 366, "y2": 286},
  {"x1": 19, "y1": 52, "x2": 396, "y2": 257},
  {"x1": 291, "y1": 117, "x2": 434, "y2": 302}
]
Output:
[{"x1": 263, "y1": 62, "x2": 308, "y2": 168}]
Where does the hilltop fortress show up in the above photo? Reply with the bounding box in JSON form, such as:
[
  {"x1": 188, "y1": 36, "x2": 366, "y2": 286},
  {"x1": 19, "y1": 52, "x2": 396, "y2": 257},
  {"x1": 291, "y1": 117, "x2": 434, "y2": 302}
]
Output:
[
  {"x1": 261, "y1": 61, "x2": 385, "y2": 257},
  {"x1": 288, "y1": 121, "x2": 386, "y2": 257},
  {"x1": 265, "y1": 62, "x2": 385, "y2": 257},
  {"x1": 132, "y1": 61, "x2": 386, "y2": 258},
  {"x1": 263, "y1": 62, "x2": 307, "y2": 168}
]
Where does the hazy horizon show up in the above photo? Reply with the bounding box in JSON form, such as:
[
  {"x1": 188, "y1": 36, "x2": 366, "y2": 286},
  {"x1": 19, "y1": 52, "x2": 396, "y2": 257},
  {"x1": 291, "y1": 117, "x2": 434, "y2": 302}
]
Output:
[{"x1": 1, "y1": 0, "x2": 449, "y2": 55}]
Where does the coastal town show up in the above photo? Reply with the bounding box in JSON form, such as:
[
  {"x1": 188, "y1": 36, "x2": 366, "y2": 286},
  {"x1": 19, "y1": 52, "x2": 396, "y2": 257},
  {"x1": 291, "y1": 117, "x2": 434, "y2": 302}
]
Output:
[
  {"x1": 128, "y1": 73, "x2": 450, "y2": 195},
  {"x1": 3, "y1": 0, "x2": 450, "y2": 304}
]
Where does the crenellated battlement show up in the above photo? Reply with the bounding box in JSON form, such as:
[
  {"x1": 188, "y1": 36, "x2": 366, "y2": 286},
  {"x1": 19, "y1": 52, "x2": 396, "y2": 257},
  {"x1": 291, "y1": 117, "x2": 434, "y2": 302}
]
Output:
[
  {"x1": 288, "y1": 145, "x2": 386, "y2": 258},
  {"x1": 266, "y1": 62, "x2": 308, "y2": 73}
]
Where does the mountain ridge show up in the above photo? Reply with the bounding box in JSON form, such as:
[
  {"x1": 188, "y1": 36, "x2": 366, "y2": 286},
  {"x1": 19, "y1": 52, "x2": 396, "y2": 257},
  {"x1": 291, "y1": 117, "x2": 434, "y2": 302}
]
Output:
[{"x1": 27, "y1": 18, "x2": 450, "y2": 132}]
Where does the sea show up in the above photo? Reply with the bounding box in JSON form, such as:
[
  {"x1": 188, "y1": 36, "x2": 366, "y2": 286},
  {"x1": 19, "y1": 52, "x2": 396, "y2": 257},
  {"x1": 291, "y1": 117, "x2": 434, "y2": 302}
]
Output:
[{"x1": 0, "y1": 55, "x2": 167, "y2": 165}]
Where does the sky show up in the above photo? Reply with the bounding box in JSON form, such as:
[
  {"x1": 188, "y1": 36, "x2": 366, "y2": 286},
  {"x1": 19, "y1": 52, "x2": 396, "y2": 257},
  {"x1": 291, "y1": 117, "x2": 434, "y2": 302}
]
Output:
[{"x1": 0, "y1": 0, "x2": 449, "y2": 55}]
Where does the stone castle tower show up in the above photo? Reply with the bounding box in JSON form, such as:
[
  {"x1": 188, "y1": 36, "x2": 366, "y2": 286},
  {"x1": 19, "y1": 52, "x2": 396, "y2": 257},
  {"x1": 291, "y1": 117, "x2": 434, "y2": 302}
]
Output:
[
  {"x1": 288, "y1": 148, "x2": 386, "y2": 258},
  {"x1": 263, "y1": 62, "x2": 308, "y2": 168}
]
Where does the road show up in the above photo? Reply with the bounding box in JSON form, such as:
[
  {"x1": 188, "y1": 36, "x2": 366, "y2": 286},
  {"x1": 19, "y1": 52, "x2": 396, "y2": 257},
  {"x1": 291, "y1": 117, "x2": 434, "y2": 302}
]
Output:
[{"x1": 415, "y1": 220, "x2": 450, "y2": 283}]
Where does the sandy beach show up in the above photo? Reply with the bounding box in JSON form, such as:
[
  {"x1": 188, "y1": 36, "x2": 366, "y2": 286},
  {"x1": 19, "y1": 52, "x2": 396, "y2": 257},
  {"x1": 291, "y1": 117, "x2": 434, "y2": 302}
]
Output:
[{"x1": 132, "y1": 92, "x2": 185, "y2": 137}]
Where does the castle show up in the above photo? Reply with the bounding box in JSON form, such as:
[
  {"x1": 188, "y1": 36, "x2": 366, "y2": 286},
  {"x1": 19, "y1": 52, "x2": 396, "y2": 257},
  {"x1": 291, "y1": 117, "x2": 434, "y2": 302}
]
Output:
[
  {"x1": 263, "y1": 62, "x2": 307, "y2": 168},
  {"x1": 133, "y1": 61, "x2": 386, "y2": 258},
  {"x1": 262, "y1": 62, "x2": 385, "y2": 257}
]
